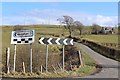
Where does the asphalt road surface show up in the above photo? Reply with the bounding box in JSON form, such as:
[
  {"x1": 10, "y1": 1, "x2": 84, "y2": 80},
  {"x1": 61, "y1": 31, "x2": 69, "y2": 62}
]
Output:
[{"x1": 78, "y1": 43, "x2": 119, "y2": 78}]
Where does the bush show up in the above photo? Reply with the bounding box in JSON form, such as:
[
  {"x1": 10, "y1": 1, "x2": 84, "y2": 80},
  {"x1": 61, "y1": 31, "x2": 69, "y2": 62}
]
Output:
[
  {"x1": 13, "y1": 25, "x2": 24, "y2": 31},
  {"x1": 61, "y1": 45, "x2": 80, "y2": 71}
]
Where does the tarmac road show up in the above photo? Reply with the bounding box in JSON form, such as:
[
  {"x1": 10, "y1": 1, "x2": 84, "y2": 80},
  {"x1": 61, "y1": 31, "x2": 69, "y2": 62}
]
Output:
[{"x1": 78, "y1": 43, "x2": 119, "y2": 78}]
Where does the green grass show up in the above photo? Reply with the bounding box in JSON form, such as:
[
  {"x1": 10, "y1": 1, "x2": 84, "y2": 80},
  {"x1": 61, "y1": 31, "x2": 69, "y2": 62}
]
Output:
[
  {"x1": 81, "y1": 35, "x2": 118, "y2": 44},
  {"x1": 2, "y1": 26, "x2": 64, "y2": 53},
  {"x1": 81, "y1": 34, "x2": 118, "y2": 49},
  {"x1": 1, "y1": 25, "x2": 96, "y2": 78}
]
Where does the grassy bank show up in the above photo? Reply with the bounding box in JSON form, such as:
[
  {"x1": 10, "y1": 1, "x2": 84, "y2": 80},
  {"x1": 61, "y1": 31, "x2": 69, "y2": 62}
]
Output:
[{"x1": 1, "y1": 43, "x2": 96, "y2": 78}]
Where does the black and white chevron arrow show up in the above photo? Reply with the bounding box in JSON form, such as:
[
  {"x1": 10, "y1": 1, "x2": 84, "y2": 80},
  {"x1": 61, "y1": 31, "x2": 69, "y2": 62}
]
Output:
[{"x1": 39, "y1": 37, "x2": 73, "y2": 45}]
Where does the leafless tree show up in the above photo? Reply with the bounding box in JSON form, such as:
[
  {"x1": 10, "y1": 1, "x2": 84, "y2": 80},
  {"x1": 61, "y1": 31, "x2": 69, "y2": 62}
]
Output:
[
  {"x1": 57, "y1": 18, "x2": 64, "y2": 27},
  {"x1": 73, "y1": 21, "x2": 84, "y2": 35},
  {"x1": 57, "y1": 15, "x2": 74, "y2": 37}
]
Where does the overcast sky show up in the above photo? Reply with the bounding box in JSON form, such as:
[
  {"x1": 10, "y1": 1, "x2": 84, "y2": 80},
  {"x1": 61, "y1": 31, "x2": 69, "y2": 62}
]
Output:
[{"x1": 1, "y1": 2, "x2": 118, "y2": 27}]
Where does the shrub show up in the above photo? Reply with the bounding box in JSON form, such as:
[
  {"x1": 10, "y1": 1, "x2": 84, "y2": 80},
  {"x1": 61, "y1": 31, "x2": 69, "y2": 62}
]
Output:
[{"x1": 13, "y1": 25, "x2": 24, "y2": 31}]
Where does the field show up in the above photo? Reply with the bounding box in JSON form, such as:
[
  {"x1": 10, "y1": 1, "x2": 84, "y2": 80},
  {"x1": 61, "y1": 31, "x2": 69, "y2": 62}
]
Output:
[
  {"x1": 1, "y1": 25, "x2": 96, "y2": 78},
  {"x1": 81, "y1": 35, "x2": 118, "y2": 44},
  {"x1": 81, "y1": 35, "x2": 118, "y2": 49}
]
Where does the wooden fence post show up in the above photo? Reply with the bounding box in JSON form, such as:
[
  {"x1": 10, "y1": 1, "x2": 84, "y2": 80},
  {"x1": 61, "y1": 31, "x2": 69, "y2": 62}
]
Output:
[
  {"x1": 78, "y1": 50, "x2": 83, "y2": 67},
  {"x1": 40, "y1": 65, "x2": 43, "y2": 73},
  {"x1": 22, "y1": 62, "x2": 25, "y2": 73}
]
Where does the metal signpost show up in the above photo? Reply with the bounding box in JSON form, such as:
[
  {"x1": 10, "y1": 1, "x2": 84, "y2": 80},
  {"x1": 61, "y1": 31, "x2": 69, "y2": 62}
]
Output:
[
  {"x1": 6, "y1": 47, "x2": 10, "y2": 73},
  {"x1": 11, "y1": 30, "x2": 35, "y2": 73},
  {"x1": 13, "y1": 44, "x2": 16, "y2": 72},
  {"x1": 46, "y1": 44, "x2": 48, "y2": 72},
  {"x1": 62, "y1": 45, "x2": 65, "y2": 70},
  {"x1": 39, "y1": 37, "x2": 73, "y2": 71},
  {"x1": 30, "y1": 43, "x2": 32, "y2": 73}
]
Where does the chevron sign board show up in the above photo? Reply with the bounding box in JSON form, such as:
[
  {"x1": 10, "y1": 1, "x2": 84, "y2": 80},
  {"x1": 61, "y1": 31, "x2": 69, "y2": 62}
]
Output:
[
  {"x1": 39, "y1": 37, "x2": 73, "y2": 45},
  {"x1": 11, "y1": 30, "x2": 35, "y2": 44}
]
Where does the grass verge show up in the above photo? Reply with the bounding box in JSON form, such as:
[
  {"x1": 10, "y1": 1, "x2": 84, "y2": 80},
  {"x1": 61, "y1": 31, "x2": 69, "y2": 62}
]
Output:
[{"x1": 1, "y1": 43, "x2": 97, "y2": 78}]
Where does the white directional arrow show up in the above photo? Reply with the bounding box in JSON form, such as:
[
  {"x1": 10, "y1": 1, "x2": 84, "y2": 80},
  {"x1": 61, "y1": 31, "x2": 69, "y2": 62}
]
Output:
[
  {"x1": 39, "y1": 37, "x2": 44, "y2": 44},
  {"x1": 56, "y1": 38, "x2": 60, "y2": 45},
  {"x1": 63, "y1": 39, "x2": 67, "y2": 45},
  {"x1": 47, "y1": 38, "x2": 52, "y2": 44},
  {"x1": 70, "y1": 39, "x2": 73, "y2": 45}
]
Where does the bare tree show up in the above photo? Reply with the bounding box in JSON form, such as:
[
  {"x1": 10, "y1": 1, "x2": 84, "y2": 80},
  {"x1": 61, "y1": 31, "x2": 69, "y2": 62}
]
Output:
[
  {"x1": 57, "y1": 18, "x2": 64, "y2": 27},
  {"x1": 57, "y1": 15, "x2": 74, "y2": 37},
  {"x1": 92, "y1": 23, "x2": 101, "y2": 34},
  {"x1": 73, "y1": 21, "x2": 84, "y2": 35}
]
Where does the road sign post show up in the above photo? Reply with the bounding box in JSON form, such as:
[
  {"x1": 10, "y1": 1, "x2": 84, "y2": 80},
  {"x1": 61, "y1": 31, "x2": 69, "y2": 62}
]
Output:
[
  {"x1": 13, "y1": 44, "x2": 16, "y2": 72},
  {"x1": 39, "y1": 37, "x2": 73, "y2": 72},
  {"x1": 30, "y1": 43, "x2": 32, "y2": 73},
  {"x1": 11, "y1": 30, "x2": 35, "y2": 73},
  {"x1": 6, "y1": 47, "x2": 10, "y2": 73},
  {"x1": 46, "y1": 44, "x2": 48, "y2": 72},
  {"x1": 62, "y1": 45, "x2": 65, "y2": 71}
]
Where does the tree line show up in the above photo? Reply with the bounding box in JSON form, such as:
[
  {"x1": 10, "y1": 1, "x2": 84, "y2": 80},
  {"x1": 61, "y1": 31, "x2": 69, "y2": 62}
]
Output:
[{"x1": 57, "y1": 15, "x2": 118, "y2": 37}]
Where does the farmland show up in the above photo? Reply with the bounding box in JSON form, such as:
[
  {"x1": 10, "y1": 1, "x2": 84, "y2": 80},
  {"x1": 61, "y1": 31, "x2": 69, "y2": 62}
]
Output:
[
  {"x1": 81, "y1": 35, "x2": 118, "y2": 44},
  {"x1": 81, "y1": 35, "x2": 118, "y2": 49}
]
